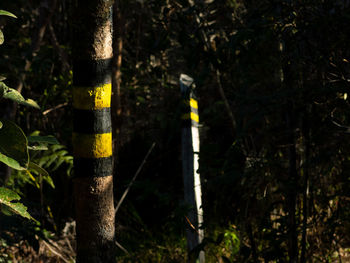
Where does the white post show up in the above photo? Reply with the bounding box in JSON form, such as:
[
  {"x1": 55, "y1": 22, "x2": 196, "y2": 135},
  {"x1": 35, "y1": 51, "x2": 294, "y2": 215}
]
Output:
[{"x1": 180, "y1": 74, "x2": 205, "y2": 263}]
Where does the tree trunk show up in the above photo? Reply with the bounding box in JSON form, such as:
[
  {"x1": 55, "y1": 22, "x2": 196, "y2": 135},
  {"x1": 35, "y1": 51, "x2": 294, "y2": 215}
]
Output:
[
  {"x1": 112, "y1": 0, "x2": 124, "y2": 167},
  {"x1": 72, "y1": 1, "x2": 115, "y2": 262}
]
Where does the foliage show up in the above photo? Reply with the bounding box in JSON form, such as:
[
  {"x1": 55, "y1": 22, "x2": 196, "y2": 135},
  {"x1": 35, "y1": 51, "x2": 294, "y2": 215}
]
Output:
[
  {"x1": 222, "y1": 226, "x2": 240, "y2": 259},
  {"x1": 0, "y1": 9, "x2": 16, "y2": 45},
  {"x1": 0, "y1": 119, "x2": 28, "y2": 170},
  {"x1": 0, "y1": 9, "x2": 50, "y2": 223},
  {"x1": 0, "y1": 186, "x2": 32, "y2": 220}
]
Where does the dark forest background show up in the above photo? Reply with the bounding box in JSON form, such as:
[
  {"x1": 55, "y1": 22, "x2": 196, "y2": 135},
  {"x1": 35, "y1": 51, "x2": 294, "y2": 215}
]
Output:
[{"x1": 1, "y1": 0, "x2": 350, "y2": 262}]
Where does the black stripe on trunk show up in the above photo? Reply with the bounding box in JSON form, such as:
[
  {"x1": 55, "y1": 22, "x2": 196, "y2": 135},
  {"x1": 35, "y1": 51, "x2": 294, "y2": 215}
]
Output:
[
  {"x1": 73, "y1": 58, "x2": 112, "y2": 87},
  {"x1": 73, "y1": 108, "x2": 112, "y2": 134},
  {"x1": 74, "y1": 156, "x2": 113, "y2": 178}
]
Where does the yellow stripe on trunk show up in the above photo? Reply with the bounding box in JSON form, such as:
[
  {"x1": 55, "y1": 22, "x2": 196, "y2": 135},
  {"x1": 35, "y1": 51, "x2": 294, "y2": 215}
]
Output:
[
  {"x1": 73, "y1": 83, "x2": 111, "y2": 110},
  {"x1": 72, "y1": 133, "x2": 112, "y2": 158}
]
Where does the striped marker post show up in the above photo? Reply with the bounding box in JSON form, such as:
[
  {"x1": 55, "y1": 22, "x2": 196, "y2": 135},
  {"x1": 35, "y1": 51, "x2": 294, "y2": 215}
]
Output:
[
  {"x1": 180, "y1": 74, "x2": 205, "y2": 263},
  {"x1": 72, "y1": 1, "x2": 115, "y2": 262}
]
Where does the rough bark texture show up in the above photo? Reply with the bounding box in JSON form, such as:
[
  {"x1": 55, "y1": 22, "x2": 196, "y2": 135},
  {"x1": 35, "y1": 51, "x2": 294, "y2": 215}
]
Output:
[
  {"x1": 73, "y1": 0, "x2": 113, "y2": 60},
  {"x1": 73, "y1": 1, "x2": 115, "y2": 262},
  {"x1": 74, "y1": 177, "x2": 115, "y2": 263}
]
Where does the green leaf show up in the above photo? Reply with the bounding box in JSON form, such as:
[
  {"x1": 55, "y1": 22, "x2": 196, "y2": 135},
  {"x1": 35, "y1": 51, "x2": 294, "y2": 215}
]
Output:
[
  {"x1": 28, "y1": 162, "x2": 49, "y2": 177},
  {"x1": 27, "y1": 135, "x2": 59, "y2": 145},
  {"x1": 2, "y1": 85, "x2": 40, "y2": 109},
  {"x1": 28, "y1": 162, "x2": 55, "y2": 189},
  {"x1": 44, "y1": 175, "x2": 55, "y2": 189},
  {"x1": 27, "y1": 145, "x2": 49, "y2": 151},
  {"x1": 0, "y1": 119, "x2": 29, "y2": 170},
  {"x1": 0, "y1": 10, "x2": 17, "y2": 18},
  {"x1": 0, "y1": 187, "x2": 32, "y2": 220},
  {"x1": 23, "y1": 99, "x2": 40, "y2": 109},
  {"x1": 0, "y1": 30, "x2": 3, "y2": 45}
]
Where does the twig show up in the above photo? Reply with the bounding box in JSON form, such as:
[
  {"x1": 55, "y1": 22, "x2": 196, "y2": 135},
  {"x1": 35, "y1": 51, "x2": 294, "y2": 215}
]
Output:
[
  {"x1": 41, "y1": 240, "x2": 70, "y2": 263},
  {"x1": 48, "y1": 21, "x2": 70, "y2": 73},
  {"x1": 330, "y1": 109, "x2": 350, "y2": 133},
  {"x1": 185, "y1": 216, "x2": 200, "y2": 235},
  {"x1": 64, "y1": 237, "x2": 75, "y2": 255},
  {"x1": 114, "y1": 142, "x2": 156, "y2": 216},
  {"x1": 47, "y1": 237, "x2": 74, "y2": 258},
  {"x1": 115, "y1": 240, "x2": 129, "y2": 254},
  {"x1": 42, "y1": 102, "x2": 68, "y2": 115}
]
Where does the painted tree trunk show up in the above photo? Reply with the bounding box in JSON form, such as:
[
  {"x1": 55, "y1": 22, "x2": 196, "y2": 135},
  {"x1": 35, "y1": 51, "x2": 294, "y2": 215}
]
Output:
[
  {"x1": 180, "y1": 74, "x2": 205, "y2": 263},
  {"x1": 72, "y1": 1, "x2": 115, "y2": 262}
]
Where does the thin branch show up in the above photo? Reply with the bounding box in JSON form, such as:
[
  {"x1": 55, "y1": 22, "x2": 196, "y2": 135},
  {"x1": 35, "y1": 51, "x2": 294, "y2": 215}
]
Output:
[
  {"x1": 114, "y1": 142, "x2": 156, "y2": 216},
  {"x1": 115, "y1": 240, "x2": 129, "y2": 254},
  {"x1": 331, "y1": 109, "x2": 350, "y2": 133},
  {"x1": 42, "y1": 102, "x2": 68, "y2": 115},
  {"x1": 184, "y1": 216, "x2": 204, "y2": 238},
  {"x1": 48, "y1": 21, "x2": 70, "y2": 73},
  {"x1": 41, "y1": 240, "x2": 70, "y2": 263}
]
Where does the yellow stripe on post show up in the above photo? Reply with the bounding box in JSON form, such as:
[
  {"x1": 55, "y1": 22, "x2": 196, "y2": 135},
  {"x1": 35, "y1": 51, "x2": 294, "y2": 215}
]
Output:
[
  {"x1": 72, "y1": 133, "x2": 112, "y2": 158},
  {"x1": 191, "y1": 112, "x2": 199, "y2": 123},
  {"x1": 73, "y1": 83, "x2": 112, "y2": 110},
  {"x1": 183, "y1": 98, "x2": 198, "y2": 109},
  {"x1": 190, "y1": 98, "x2": 198, "y2": 109}
]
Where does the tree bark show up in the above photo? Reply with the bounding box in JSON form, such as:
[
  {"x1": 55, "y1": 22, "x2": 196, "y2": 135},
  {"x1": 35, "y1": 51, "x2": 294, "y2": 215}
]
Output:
[{"x1": 72, "y1": 1, "x2": 115, "y2": 262}]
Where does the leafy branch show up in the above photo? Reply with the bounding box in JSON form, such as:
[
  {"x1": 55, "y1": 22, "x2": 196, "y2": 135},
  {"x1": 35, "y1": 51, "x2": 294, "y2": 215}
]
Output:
[{"x1": 0, "y1": 9, "x2": 54, "y2": 221}]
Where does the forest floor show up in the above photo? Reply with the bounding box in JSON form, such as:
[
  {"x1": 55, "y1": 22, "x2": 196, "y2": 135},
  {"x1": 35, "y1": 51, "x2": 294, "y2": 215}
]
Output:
[
  {"x1": 2, "y1": 222, "x2": 350, "y2": 263},
  {"x1": 1, "y1": 221, "x2": 76, "y2": 263}
]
